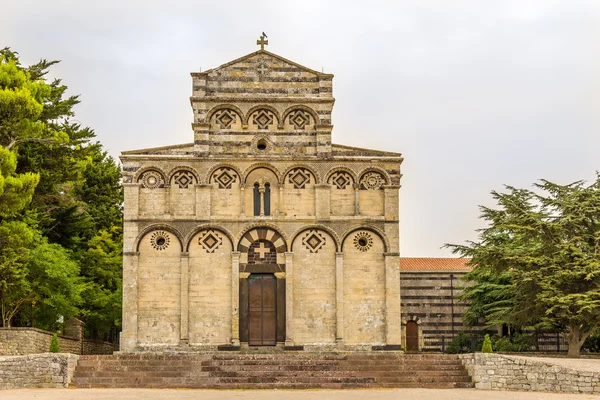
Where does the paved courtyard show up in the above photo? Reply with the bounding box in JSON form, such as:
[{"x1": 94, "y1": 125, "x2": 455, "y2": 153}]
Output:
[{"x1": 1, "y1": 389, "x2": 598, "y2": 400}]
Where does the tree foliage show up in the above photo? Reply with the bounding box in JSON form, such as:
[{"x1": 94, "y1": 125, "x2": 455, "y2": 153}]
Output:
[
  {"x1": 0, "y1": 48, "x2": 123, "y2": 339},
  {"x1": 447, "y1": 175, "x2": 600, "y2": 357}
]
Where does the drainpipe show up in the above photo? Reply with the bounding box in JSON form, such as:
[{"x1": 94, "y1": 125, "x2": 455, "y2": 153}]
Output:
[{"x1": 450, "y1": 274, "x2": 455, "y2": 340}]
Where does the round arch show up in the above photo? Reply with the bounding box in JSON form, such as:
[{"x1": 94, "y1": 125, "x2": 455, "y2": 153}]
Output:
[
  {"x1": 282, "y1": 164, "x2": 321, "y2": 185},
  {"x1": 166, "y1": 166, "x2": 200, "y2": 185},
  {"x1": 357, "y1": 167, "x2": 391, "y2": 186},
  {"x1": 205, "y1": 104, "x2": 246, "y2": 125},
  {"x1": 290, "y1": 225, "x2": 341, "y2": 252},
  {"x1": 280, "y1": 105, "x2": 320, "y2": 129},
  {"x1": 205, "y1": 163, "x2": 243, "y2": 186},
  {"x1": 324, "y1": 166, "x2": 358, "y2": 185},
  {"x1": 245, "y1": 105, "x2": 282, "y2": 128},
  {"x1": 134, "y1": 166, "x2": 167, "y2": 183},
  {"x1": 185, "y1": 225, "x2": 235, "y2": 252},
  {"x1": 134, "y1": 224, "x2": 185, "y2": 252},
  {"x1": 236, "y1": 224, "x2": 289, "y2": 253},
  {"x1": 242, "y1": 163, "x2": 282, "y2": 185},
  {"x1": 340, "y1": 225, "x2": 390, "y2": 253}
]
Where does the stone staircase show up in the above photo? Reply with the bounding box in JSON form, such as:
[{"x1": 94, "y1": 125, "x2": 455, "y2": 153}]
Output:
[{"x1": 71, "y1": 352, "x2": 473, "y2": 389}]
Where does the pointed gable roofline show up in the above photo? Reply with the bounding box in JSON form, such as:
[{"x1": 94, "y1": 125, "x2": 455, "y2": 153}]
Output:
[{"x1": 190, "y1": 49, "x2": 334, "y2": 79}]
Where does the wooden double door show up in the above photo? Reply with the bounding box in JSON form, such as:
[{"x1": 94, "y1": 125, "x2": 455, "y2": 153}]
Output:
[{"x1": 248, "y1": 274, "x2": 277, "y2": 346}]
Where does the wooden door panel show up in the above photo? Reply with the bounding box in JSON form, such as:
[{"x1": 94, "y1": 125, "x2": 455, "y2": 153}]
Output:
[
  {"x1": 261, "y1": 275, "x2": 276, "y2": 345},
  {"x1": 248, "y1": 274, "x2": 277, "y2": 346},
  {"x1": 406, "y1": 321, "x2": 418, "y2": 352}
]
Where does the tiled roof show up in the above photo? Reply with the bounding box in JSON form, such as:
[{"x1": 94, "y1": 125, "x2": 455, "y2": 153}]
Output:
[{"x1": 400, "y1": 257, "x2": 472, "y2": 271}]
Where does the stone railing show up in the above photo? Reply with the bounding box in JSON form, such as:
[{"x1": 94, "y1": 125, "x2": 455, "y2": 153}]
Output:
[
  {"x1": 459, "y1": 353, "x2": 600, "y2": 393},
  {"x1": 0, "y1": 353, "x2": 79, "y2": 389}
]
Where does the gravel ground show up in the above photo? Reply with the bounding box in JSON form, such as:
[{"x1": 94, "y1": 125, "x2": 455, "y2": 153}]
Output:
[{"x1": 1, "y1": 389, "x2": 598, "y2": 400}]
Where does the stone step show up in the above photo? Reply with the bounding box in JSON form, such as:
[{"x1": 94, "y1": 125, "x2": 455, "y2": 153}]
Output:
[
  {"x1": 71, "y1": 352, "x2": 473, "y2": 389},
  {"x1": 71, "y1": 379, "x2": 475, "y2": 390},
  {"x1": 73, "y1": 368, "x2": 469, "y2": 379}
]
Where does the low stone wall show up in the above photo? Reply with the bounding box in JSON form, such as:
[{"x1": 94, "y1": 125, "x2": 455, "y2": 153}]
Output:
[
  {"x1": 0, "y1": 353, "x2": 79, "y2": 389},
  {"x1": 459, "y1": 353, "x2": 600, "y2": 393},
  {"x1": 83, "y1": 339, "x2": 119, "y2": 355},
  {"x1": 0, "y1": 328, "x2": 81, "y2": 355}
]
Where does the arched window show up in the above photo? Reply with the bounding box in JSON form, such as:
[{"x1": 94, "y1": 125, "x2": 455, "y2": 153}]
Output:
[
  {"x1": 264, "y1": 183, "x2": 271, "y2": 216},
  {"x1": 253, "y1": 184, "x2": 260, "y2": 216}
]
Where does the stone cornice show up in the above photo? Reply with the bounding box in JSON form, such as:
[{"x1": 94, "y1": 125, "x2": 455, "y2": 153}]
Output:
[{"x1": 190, "y1": 96, "x2": 335, "y2": 104}]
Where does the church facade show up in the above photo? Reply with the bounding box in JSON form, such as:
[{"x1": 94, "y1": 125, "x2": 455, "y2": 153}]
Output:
[{"x1": 120, "y1": 40, "x2": 403, "y2": 352}]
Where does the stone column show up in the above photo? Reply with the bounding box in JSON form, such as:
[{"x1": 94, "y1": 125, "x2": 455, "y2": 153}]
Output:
[
  {"x1": 195, "y1": 184, "x2": 211, "y2": 219},
  {"x1": 121, "y1": 251, "x2": 139, "y2": 352},
  {"x1": 231, "y1": 252, "x2": 241, "y2": 346},
  {"x1": 180, "y1": 252, "x2": 190, "y2": 345},
  {"x1": 284, "y1": 252, "x2": 294, "y2": 346},
  {"x1": 278, "y1": 185, "x2": 284, "y2": 216},
  {"x1": 240, "y1": 185, "x2": 246, "y2": 217},
  {"x1": 259, "y1": 186, "x2": 265, "y2": 216},
  {"x1": 384, "y1": 252, "x2": 402, "y2": 346},
  {"x1": 335, "y1": 252, "x2": 344, "y2": 346},
  {"x1": 353, "y1": 183, "x2": 360, "y2": 216}
]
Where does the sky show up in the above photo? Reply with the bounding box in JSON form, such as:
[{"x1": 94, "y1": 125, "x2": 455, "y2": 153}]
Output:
[{"x1": 1, "y1": 0, "x2": 599, "y2": 257}]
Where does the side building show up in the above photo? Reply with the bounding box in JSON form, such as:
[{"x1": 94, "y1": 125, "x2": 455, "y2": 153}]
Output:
[{"x1": 400, "y1": 257, "x2": 482, "y2": 351}]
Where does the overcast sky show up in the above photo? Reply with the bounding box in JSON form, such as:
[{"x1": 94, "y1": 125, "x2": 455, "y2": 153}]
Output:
[{"x1": 2, "y1": 1, "x2": 599, "y2": 256}]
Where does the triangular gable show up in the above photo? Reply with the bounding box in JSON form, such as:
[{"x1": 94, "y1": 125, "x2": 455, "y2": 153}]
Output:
[
  {"x1": 332, "y1": 144, "x2": 403, "y2": 158},
  {"x1": 121, "y1": 143, "x2": 195, "y2": 156},
  {"x1": 198, "y1": 50, "x2": 333, "y2": 78}
]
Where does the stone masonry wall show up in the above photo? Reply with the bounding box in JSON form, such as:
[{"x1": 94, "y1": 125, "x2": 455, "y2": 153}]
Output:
[
  {"x1": 0, "y1": 328, "x2": 117, "y2": 355},
  {"x1": 0, "y1": 328, "x2": 80, "y2": 355},
  {"x1": 0, "y1": 353, "x2": 79, "y2": 389},
  {"x1": 459, "y1": 353, "x2": 600, "y2": 393}
]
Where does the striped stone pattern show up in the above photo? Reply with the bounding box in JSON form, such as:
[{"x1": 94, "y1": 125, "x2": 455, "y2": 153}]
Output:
[
  {"x1": 190, "y1": 51, "x2": 334, "y2": 157},
  {"x1": 400, "y1": 270, "x2": 485, "y2": 351},
  {"x1": 237, "y1": 228, "x2": 287, "y2": 253},
  {"x1": 238, "y1": 228, "x2": 287, "y2": 267},
  {"x1": 193, "y1": 52, "x2": 331, "y2": 99}
]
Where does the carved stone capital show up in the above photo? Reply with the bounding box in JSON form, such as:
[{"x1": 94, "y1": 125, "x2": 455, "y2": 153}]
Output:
[
  {"x1": 274, "y1": 272, "x2": 286, "y2": 279},
  {"x1": 239, "y1": 272, "x2": 251, "y2": 279}
]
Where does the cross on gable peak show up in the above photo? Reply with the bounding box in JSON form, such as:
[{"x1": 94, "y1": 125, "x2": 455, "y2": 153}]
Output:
[{"x1": 256, "y1": 34, "x2": 268, "y2": 50}]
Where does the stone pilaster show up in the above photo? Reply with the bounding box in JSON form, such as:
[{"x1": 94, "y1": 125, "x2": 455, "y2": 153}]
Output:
[
  {"x1": 123, "y1": 183, "x2": 139, "y2": 220},
  {"x1": 314, "y1": 184, "x2": 331, "y2": 219},
  {"x1": 180, "y1": 252, "x2": 189, "y2": 344},
  {"x1": 353, "y1": 183, "x2": 360, "y2": 216},
  {"x1": 164, "y1": 185, "x2": 171, "y2": 218},
  {"x1": 195, "y1": 184, "x2": 211, "y2": 218},
  {"x1": 384, "y1": 252, "x2": 401, "y2": 345},
  {"x1": 335, "y1": 252, "x2": 344, "y2": 345},
  {"x1": 231, "y1": 252, "x2": 241, "y2": 346},
  {"x1": 284, "y1": 252, "x2": 294, "y2": 346},
  {"x1": 120, "y1": 251, "x2": 139, "y2": 352},
  {"x1": 383, "y1": 185, "x2": 400, "y2": 220}
]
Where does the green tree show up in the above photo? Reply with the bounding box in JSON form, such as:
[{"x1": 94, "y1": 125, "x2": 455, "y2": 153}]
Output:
[
  {"x1": 49, "y1": 333, "x2": 60, "y2": 353},
  {"x1": 481, "y1": 334, "x2": 493, "y2": 353},
  {"x1": 0, "y1": 48, "x2": 123, "y2": 338},
  {"x1": 447, "y1": 175, "x2": 600, "y2": 357}
]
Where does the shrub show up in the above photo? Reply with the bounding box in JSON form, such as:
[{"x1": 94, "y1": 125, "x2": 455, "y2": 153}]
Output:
[
  {"x1": 481, "y1": 334, "x2": 493, "y2": 353},
  {"x1": 49, "y1": 333, "x2": 60, "y2": 353}
]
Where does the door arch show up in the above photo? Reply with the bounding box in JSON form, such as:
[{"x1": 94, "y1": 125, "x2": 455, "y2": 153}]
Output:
[{"x1": 406, "y1": 321, "x2": 419, "y2": 352}]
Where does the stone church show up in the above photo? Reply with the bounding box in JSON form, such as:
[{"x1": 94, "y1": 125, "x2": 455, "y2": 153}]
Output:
[{"x1": 119, "y1": 37, "x2": 403, "y2": 352}]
